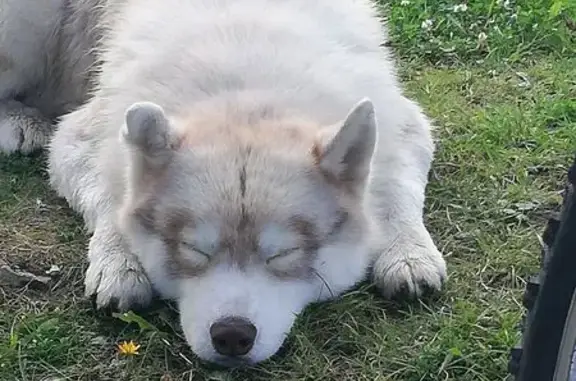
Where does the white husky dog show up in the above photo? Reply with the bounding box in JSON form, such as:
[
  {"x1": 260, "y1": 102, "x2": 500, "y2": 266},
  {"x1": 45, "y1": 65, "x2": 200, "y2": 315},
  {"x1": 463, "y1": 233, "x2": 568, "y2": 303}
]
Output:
[{"x1": 0, "y1": 0, "x2": 447, "y2": 366}]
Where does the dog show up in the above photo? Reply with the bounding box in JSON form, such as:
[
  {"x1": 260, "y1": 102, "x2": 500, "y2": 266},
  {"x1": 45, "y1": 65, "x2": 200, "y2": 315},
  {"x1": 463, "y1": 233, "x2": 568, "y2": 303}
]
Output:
[{"x1": 0, "y1": 0, "x2": 447, "y2": 366}]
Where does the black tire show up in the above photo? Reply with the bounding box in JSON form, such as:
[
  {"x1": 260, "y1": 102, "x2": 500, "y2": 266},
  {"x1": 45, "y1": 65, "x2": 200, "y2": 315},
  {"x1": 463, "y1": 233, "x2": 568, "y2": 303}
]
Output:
[{"x1": 508, "y1": 154, "x2": 576, "y2": 381}]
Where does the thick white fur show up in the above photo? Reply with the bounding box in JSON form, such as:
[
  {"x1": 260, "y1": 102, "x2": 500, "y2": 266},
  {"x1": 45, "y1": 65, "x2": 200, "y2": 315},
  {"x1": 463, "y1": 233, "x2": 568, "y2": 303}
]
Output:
[{"x1": 1, "y1": 0, "x2": 447, "y2": 365}]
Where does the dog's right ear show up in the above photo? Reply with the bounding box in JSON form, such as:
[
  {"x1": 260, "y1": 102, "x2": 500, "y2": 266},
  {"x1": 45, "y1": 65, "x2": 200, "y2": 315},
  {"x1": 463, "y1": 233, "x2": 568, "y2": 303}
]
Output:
[
  {"x1": 121, "y1": 101, "x2": 176, "y2": 170},
  {"x1": 316, "y1": 98, "x2": 377, "y2": 193}
]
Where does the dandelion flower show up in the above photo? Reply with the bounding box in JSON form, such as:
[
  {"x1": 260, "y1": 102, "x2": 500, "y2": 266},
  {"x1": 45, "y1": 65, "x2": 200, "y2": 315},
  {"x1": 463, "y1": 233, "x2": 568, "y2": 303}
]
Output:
[{"x1": 117, "y1": 340, "x2": 141, "y2": 356}]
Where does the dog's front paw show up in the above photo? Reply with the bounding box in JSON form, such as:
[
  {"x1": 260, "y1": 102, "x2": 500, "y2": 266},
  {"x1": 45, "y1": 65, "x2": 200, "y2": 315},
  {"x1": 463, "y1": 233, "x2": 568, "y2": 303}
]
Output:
[
  {"x1": 85, "y1": 250, "x2": 153, "y2": 311},
  {"x1": 372, "y1": 227, "x2": 447, "y2": 300},
  {"x1": 0, "y1": 101, "x2": 52, "y2": 154}
]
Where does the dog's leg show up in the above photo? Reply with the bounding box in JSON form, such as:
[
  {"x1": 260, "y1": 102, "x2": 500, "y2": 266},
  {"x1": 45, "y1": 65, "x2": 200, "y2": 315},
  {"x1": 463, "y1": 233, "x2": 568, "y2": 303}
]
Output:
[
  {"x1": 48, "y1": 102, "x2": 152, "y2": 310},
  {"x1": 85, "y1": 218, "x2": 154, "y2": 311},
  {"x1": 0, "y1": 100, "x2": 53, "y2": 154},
  {"x1": 369, "y1": 101, "x2": 447, "y2": 299}
]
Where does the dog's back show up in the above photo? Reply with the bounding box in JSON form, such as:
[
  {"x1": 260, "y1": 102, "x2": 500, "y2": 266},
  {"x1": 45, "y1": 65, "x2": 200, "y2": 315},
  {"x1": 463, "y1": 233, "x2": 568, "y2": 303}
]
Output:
[
  {"x1": 1, "y1": 0, "x2": 404, "y2": 149},
  {"x1": 94, "y1": 0, "x2": 400, "y2": 129}
]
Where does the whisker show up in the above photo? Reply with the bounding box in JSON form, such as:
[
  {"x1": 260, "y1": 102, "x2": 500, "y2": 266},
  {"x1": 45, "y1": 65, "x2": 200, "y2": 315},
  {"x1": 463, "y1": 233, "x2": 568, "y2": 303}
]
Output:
[{"x1": 313, "y1": 268, "x2": 334, "y2": 299}]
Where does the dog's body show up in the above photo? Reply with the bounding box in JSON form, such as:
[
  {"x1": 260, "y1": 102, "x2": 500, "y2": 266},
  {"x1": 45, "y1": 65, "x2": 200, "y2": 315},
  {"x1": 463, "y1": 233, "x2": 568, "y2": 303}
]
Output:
[{"x1": 0, "y1": 0, "x2": 447, "y2": 365}]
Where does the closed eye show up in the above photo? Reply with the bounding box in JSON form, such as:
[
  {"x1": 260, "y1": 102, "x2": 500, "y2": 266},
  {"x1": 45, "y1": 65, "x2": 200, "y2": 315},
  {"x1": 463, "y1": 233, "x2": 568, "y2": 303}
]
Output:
[
  {"x1": 266, "y1": 247, "x2": 301, "y2": 264},
  {"x1": 181, "y1": 242, "x2": 211, "y2": 258}
]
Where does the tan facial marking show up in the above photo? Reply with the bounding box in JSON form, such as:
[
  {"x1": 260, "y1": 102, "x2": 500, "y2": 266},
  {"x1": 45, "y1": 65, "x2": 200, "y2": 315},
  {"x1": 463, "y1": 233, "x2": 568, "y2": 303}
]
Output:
[
  {"x1": 0, "y1": 53, "x2": 14, "y2": 72},
  {"x1": 329, "y1": 209, "x2": 350, "y2": 238},
  {"x1": 218, "y1": 210, "x2": 259, "y2": 268},
  {"x1": 173, "y1": 104, "x2": 322, "y2": 153},
  {"x1": 162, "y1": 212, "x2": 215, "y2": 278},
  {"x1": 260, "y1": 215, "x2": 320, "y2": 280},
  {"x1": 288, "y1": 215, "x2": 320, "y2": 251},
  {"x1": 311, "y1": 142, "x2": 322, "y2": 165},
  {"x1": 266, "y1": 250, "x2": 315, "y2": 280},
  {"x1": 131, "y1": 203, "x2": 157, "y2": 233}
]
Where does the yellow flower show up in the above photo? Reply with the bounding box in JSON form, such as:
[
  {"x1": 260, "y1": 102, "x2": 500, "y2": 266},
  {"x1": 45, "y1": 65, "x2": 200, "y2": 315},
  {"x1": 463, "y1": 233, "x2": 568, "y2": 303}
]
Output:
[{"x1": 117, "y1": 340, "x2": 141, "y2": 356}]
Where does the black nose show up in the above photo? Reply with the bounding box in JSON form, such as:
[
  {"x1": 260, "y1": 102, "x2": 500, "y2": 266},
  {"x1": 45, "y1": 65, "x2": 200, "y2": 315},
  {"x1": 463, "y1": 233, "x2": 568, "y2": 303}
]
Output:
[{"x1": 210, "y1": 317, "x2": 257, "y2": 357}]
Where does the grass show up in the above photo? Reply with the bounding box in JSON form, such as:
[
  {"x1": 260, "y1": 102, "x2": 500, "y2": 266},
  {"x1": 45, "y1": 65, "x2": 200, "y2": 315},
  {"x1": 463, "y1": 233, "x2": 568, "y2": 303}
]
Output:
[{"x1": 1, "y1": 1, "x2": 575, "y2": 380}]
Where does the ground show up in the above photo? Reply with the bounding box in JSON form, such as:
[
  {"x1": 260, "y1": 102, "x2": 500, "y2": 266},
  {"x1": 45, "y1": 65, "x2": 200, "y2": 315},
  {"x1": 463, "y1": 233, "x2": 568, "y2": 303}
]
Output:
[{"x1": 1, "y1": 1, "x2": 575, "y2": 380}]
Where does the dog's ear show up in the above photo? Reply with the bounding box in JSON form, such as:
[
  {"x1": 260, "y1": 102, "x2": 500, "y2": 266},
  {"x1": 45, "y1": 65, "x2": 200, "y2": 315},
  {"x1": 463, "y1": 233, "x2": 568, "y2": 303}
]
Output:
[
  {"x1": 121, "y1": 101, "x2": 176, "y2": 170},
  {"x1": 317, "y1": 98, "x2": 377, "y2": 190},
  {"x1": 121, "y1": 101, "x2": 179, "y2": 194}
]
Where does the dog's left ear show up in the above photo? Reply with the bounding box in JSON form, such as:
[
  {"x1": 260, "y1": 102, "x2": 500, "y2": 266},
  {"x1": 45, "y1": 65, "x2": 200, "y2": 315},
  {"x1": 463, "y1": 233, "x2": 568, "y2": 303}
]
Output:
[
  {"x1": 317, "y1": 98, "x2": 377, "y2": 189},
  {"x1": 121, "y1": 101, "x2": 176, "y2": 170},
  {"x1": 121, "y1": 101, "x2": 180, "y2": 194}
]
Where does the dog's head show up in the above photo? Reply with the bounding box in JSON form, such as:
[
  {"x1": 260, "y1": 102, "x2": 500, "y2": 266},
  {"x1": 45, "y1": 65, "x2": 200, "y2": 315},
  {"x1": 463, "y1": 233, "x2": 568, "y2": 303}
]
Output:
[{"x1": 117, "y1": 98, "x2": 378, "y2": 366}]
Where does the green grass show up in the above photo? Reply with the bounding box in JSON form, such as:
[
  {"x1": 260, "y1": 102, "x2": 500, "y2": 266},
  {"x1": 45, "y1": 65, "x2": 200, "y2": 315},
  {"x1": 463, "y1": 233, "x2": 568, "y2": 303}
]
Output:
[{"x1": 1, "y1": 1, "x2": 575, "y2": 380}]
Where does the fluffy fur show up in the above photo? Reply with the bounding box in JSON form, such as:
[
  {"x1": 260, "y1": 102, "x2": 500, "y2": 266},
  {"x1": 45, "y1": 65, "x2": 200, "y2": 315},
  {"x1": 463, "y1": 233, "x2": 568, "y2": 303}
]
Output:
[{"x1": 0, "y1": 0, "x2": 447, "y2": 366}]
